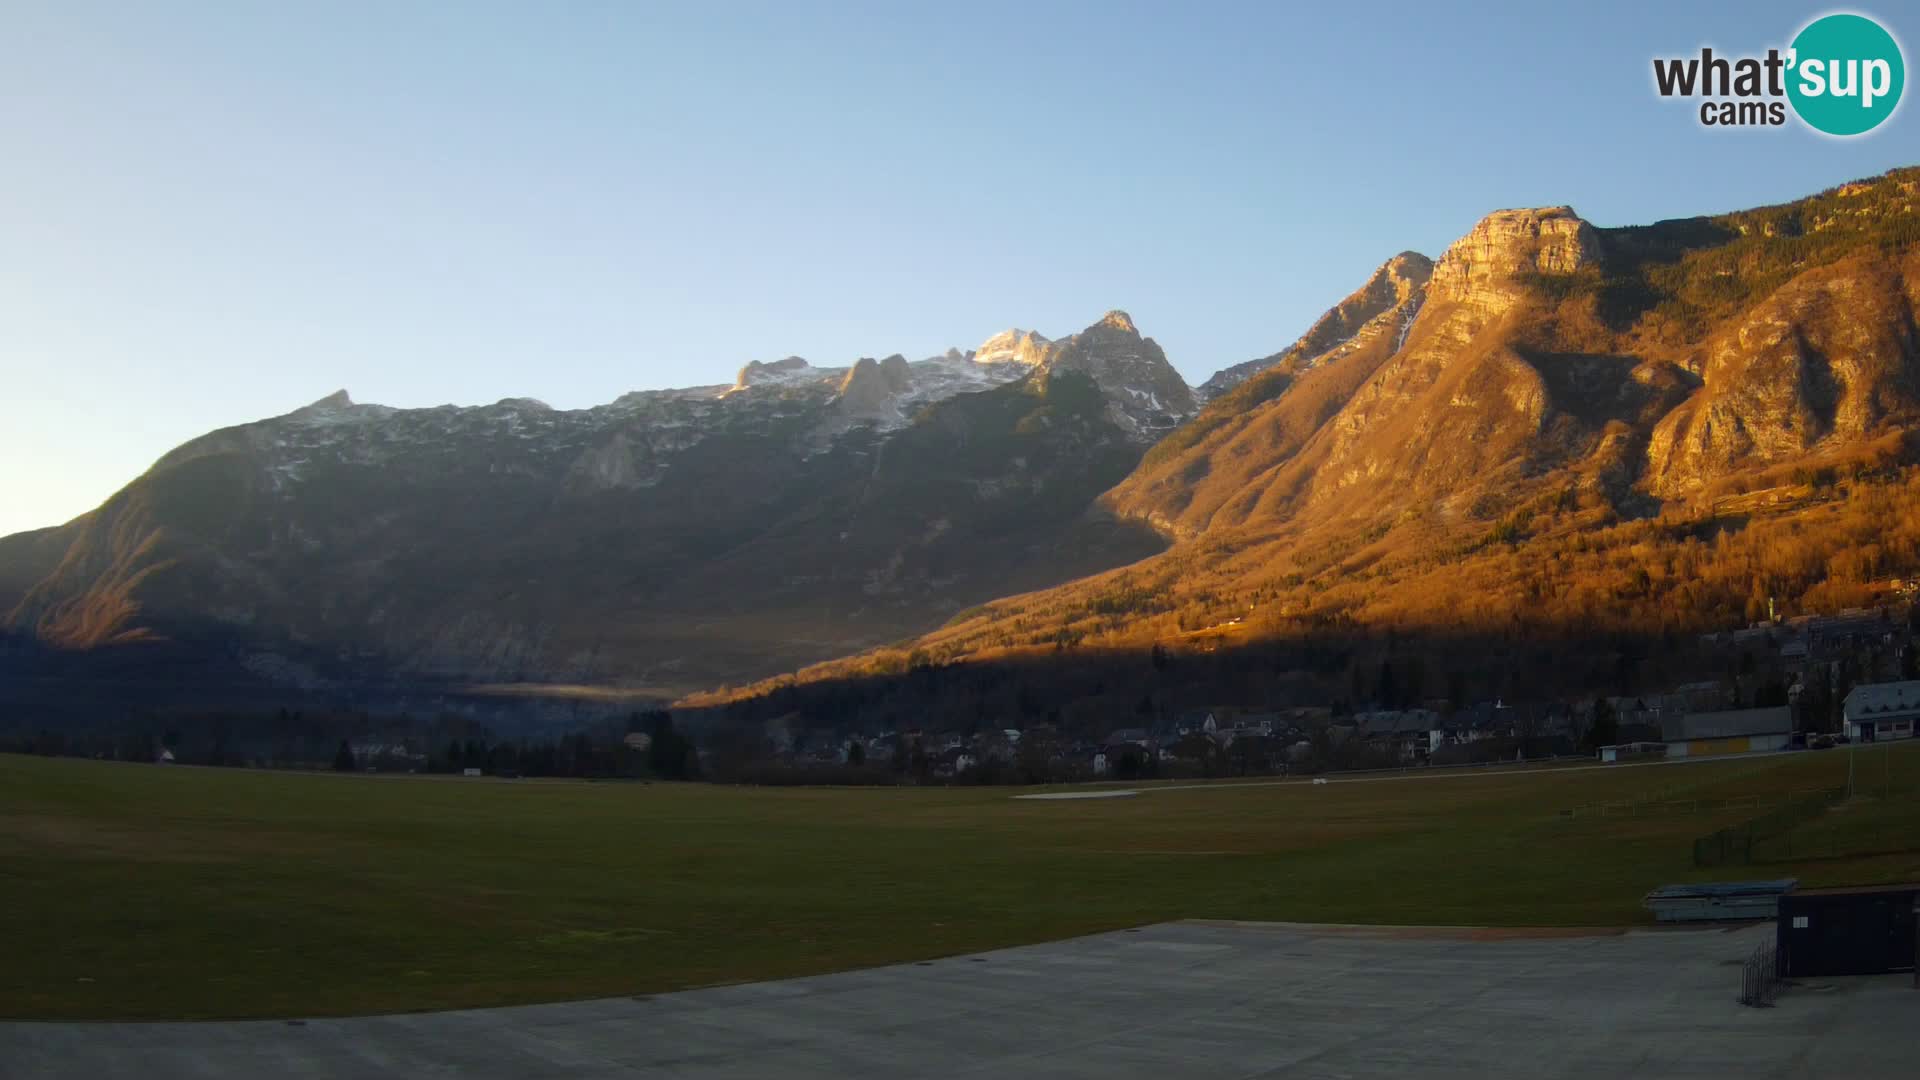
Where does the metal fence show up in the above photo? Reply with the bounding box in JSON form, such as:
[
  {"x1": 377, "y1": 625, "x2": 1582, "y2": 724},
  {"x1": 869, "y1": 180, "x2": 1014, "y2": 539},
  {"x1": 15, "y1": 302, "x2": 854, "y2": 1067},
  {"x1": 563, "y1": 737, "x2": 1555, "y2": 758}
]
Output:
[
  {"x1": 1692, "y1": 787, "x2": 1847, "y2": 867},
  {"x1": 1738, "y1": 941, "x2": 1782, "y2": 1007},
  {"x1": 1566, "y1": 788, "x2": 1823, "y2": 821},
  {"x1": 1692, "y1": 781, "x2": 1920, "y2": 866}
]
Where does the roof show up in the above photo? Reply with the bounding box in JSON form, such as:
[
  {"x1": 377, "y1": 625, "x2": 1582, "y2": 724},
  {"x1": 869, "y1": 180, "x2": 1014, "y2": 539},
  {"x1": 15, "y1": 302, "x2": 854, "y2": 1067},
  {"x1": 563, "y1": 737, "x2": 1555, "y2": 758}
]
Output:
[
  {"x1": 1357, "y1": 710, "x2": 1438, "y2": 736},
  {"x1": 1644, "y1": 879, "x2": 1797, "y2": 900},
  {"x1": 1661, "y1": 706, "x2": 1791, "y2": 742},
  {"x1": 1843, "y1": 680, "x2": 1920, "y2": 720},
  {"x1": 1787, "y1": 881, "x2": 1920, "y2": 897}
]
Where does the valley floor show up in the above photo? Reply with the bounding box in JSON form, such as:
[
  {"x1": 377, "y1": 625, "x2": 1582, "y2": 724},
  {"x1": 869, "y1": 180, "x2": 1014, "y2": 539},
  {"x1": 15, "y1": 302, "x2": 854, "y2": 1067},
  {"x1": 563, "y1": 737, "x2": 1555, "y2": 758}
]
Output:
[{"x1": 2, "y1": 747, "x2": 1918, "y2": 1020}]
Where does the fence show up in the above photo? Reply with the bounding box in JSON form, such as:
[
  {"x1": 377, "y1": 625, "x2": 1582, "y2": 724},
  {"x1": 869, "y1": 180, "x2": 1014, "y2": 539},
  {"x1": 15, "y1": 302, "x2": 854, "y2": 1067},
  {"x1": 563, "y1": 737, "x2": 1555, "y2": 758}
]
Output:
[
  {"x1": 1739, "y1": 941, "x2": 1782, "y2": 1007},
  {"x1": 1753, "y1": 817, "x2": 1918, "y2": 862},
  {"x1": 1565, "y1": 787, "x2": 1831, "y2": 821},
  {"x1": 1692, "y1": 780, "x2": 1920, "y2": 866},
  {"x1": 1692, "y1": 787, "x2": 1846, "y2": 867},
  {"x1": 1558, "y1": 760, "x2": 1781, "y2": 819}
]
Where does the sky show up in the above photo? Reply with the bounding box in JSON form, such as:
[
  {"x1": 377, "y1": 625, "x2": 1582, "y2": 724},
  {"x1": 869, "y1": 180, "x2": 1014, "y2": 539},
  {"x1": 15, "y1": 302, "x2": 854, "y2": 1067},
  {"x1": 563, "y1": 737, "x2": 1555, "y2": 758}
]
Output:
[{"x1": 2, "y1": 1, "x2": 1915, "y2": 538}]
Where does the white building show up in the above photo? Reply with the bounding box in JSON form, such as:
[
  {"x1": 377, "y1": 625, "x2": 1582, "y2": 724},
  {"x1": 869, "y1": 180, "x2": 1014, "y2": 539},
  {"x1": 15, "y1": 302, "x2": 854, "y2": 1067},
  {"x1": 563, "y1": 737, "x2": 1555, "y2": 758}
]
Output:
[{"x1": 1843, "y1": 681, "x2": 1920, "y2": 742}]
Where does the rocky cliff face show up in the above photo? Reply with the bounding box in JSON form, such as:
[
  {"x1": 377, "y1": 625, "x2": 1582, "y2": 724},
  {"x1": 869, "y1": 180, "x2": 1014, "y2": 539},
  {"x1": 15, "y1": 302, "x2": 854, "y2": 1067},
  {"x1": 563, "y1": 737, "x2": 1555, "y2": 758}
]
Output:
[
  {"x1": 1250, "y1": 207, "x2": 1601, "y2": 521},
  {"x1": 1197, "y1": 252, "x2": 1433, "y2": 400},
  {"x1": 815, "y1": 168, "x2": 1920, "y2": 673},
  {"x1": 1646, "y1": 247, "x2": 1920, "y2": 494},
  {"x1": 1426, "y1": 207, "x2": 1598, "y2": 312},
  {"x1": 1105, "y1": 252, "x2": 1436, "y2": 536}
]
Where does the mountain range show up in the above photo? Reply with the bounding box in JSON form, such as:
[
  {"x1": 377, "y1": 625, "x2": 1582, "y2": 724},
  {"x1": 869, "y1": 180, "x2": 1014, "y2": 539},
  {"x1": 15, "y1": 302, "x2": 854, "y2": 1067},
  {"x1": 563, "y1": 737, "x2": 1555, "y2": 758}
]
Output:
[
  {"x1": 0, "y1": 311, "x2": 1193, "y2": 705},
  {"x1": 7, "y1": 167, "x2": 1920, "y2": 720},
  {"x1": 696, "y1": 167, "x2": 1920, "y2": 703}
]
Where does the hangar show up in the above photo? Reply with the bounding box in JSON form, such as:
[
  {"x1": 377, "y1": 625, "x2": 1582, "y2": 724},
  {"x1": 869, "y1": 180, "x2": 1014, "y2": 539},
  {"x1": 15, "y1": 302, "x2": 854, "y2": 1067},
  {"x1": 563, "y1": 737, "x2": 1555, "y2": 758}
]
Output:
[{"x1": 1661, "y1": 706, "x2": 1792, "y2": 758}]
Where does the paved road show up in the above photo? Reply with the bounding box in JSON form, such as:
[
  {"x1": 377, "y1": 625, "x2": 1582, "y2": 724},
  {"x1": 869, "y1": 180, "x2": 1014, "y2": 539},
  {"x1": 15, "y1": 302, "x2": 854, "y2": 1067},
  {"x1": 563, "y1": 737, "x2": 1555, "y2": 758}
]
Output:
[
  {"x1": 1132, "y1": 741, "x2": 1917, "y2": 798},
  {"x1": 1130, "y1": 747, "x2": 1810, "y2": 796},
  {"x1": 5, "y1": 920, "x2": 1915, "y2": 1078}
]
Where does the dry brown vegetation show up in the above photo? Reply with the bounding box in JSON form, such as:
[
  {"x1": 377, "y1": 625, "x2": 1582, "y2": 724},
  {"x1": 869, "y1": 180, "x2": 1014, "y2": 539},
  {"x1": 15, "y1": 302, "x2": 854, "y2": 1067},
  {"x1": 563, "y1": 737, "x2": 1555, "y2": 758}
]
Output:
[{"x1": 686, "y1": 452, "x2": 1920, "y2": 708}]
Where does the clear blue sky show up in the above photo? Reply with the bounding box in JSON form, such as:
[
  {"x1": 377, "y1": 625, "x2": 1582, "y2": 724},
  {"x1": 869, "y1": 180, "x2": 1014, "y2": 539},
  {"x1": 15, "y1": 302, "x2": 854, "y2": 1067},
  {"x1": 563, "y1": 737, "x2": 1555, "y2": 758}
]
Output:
[{"x1": 3, "y1": 1, "x2": 1914, "y2": 537}]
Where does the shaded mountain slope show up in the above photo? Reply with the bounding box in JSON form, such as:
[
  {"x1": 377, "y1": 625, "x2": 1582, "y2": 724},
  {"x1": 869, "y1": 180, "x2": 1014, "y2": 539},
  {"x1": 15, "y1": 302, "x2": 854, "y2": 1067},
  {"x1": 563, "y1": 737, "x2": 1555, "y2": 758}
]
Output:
[{"x1": 3, "y1": 314, "x2": 1186, "y2": 697}]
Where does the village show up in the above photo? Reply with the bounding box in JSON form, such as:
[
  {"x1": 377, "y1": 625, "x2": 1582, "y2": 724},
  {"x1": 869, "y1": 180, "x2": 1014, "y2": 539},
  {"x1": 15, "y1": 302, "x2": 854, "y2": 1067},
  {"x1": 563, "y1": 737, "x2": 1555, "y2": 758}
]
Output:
[{"x1": 746, "y1": 606, "x2": 1920, "y2": 784}]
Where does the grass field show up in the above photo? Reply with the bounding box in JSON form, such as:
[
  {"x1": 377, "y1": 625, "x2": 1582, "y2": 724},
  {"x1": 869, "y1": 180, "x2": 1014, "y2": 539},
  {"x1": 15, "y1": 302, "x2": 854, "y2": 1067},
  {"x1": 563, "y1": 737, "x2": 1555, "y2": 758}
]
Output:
[{"x1": 4, "y1": 746, "x2": 1920, "y2": 1021}]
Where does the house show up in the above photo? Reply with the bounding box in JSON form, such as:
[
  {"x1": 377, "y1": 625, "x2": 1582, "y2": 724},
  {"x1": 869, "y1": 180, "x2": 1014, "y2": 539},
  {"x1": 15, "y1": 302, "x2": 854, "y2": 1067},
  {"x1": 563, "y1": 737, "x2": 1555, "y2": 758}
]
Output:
[
  {"x1": 1511, "y1": 702, "x2": 1580, "y2": 756},
  {"x1": 1808, "y1": 609, "x2": 1892, "y2": 660},
  {"x1": 1104, "y1": 728, "x2": 1151, "y2": 749},
  {"x1": 1598, "y1": 741, "x2": 1667, "y2": 763},
  {"x1": 1213, "y1": 715, "x2": 1276, "y2": 747},
  {"x1": 763, "y1": 712, "x2": 802, "y2": 755},
  {"x1": 932, "y1": 746, "x2": 974, "y2": 777},
  {"x1": 1660, "y1": 706, "x2": 1792, "y2": 757},
  {"x1": 1675, "y1": 681, "x2": 1725, "y2": 712},
  {"x1": 798, "y1": 728, "x2": 842, "y2": 760},
  {"x1": 1449, "y1": 700, "x2": 1514, "y2": 742},
  {"x1": 1842, "y1": 681, "x2": 1920, "y2": 742},
  {"x1": 1176, "y1": 709, "x2": 1218, "y2": 735},
  {"x1": 1355, "y1": 710, "x2": 1437, "y2": 762},
  {"x1": 1609, "y1": 694, "x2": 1686, "y2": 743},
  {"x1": 1235, "y1": 712, "x2": 1280, "y2": 734}
]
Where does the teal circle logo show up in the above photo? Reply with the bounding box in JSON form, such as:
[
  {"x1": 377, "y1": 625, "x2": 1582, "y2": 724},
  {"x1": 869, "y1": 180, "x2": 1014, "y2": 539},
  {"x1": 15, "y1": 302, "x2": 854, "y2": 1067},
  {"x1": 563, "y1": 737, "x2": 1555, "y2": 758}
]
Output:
[{"x1": 1787, "y1": 13, "x2": 1905, "y2": 136}]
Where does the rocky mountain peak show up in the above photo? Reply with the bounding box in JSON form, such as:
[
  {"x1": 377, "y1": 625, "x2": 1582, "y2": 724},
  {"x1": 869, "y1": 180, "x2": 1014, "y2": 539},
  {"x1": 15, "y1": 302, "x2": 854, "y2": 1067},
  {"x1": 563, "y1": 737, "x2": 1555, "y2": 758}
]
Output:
[
  {"x1": 973, "y1": 329, "x2": 1052, "y2": 367},
  {"x1": 283, "y1": 389, "x2": 366, "y2": 424},
  {"x1": 1429, "y1": 207, "x2": 1598, "y2": 311},
  {"x1": 1196, "y1": 251, "x2": 1435, "y2": 400},
  {"x1": 1040, "y1": 312, "x2": 1196, "y2": 440},
  {"x1": 1381, "y1": 252, "x2": 1435, "y2": 300},
  {"x1": 732, "y1": 356, "x2": 812, "y2": 390},
  {"x1": 304, "y1": 389, "x2": 353, "y2": 411},
  {"x1": 834, "y1": 354, "x2": 915, "y2": 419}
]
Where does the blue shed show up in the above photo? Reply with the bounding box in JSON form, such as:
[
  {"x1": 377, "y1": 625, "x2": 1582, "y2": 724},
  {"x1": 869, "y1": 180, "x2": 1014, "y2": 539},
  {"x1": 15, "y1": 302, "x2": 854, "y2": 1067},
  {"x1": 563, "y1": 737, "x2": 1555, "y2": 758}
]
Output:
[{"x1": 1642, "y1": 879, "x2": 1798, "y2": 922}]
